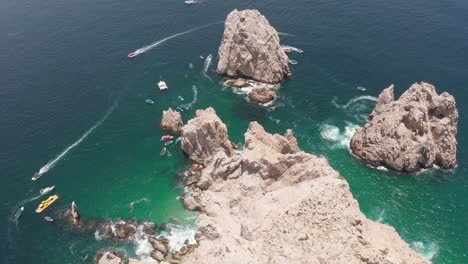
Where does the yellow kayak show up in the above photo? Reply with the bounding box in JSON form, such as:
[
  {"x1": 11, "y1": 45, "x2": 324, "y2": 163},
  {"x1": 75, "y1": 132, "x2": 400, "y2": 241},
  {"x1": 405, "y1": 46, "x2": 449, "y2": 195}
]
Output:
[{"x1": 35, "y1": 195, "x2": 59, "y2": 213}]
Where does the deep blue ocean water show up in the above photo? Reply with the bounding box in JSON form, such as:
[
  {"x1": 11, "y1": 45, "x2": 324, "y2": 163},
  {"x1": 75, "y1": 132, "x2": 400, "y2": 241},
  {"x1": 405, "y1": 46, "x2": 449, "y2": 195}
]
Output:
[{"x1": 1, "y1": 0, "x2": 467, "y2": 263}]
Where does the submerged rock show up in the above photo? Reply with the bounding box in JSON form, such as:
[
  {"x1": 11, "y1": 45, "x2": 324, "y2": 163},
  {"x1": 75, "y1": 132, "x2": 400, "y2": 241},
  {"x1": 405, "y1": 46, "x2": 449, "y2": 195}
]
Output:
[
  {"x1": 248, "y1": 88, "x2": 276, "y2": 104},
  {"x1": 181, "y1": 107, "x2": 233, "y2": 165},
  {"x1": 225, "y1": 79, "x2": 250, "y2": 88},
  {"x1": 161, "y1": 108, "x2": 184, "y2": 135},
  {"x1": 350, "y1": 82, "x2": 458, "y2": 172},
  {"x1": 216, "y1": 9, "x2": 290, "y2": 84},
  {"x1": 178, "y1": 107, "x2": 430, "y2": 264}
]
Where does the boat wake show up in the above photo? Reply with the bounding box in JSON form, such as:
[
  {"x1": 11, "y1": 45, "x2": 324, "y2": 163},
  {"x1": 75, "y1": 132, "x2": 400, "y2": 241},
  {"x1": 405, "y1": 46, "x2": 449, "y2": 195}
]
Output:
[
  {"x1": 129, "y1": 198, "x2": 150, "y2": 212},
  {"x1": 281, "y1": 45, "x2": 303, "y2": 53},
  {"x1": 34, "y1": 99, "x2": 119, "y2": 178},
  {"x1": 410, "y1": 241, "x2": 439, "y2": 260},
  {"x1": 181, "y1": 85, "x2": 198, "y2": 110},
  {"x1": 278, "y1": 32, "x2": 295, "y2": 37},
  {"x1": 320, "y1": 123, "x2": 359, "y2": 149},
  {"x1": 331, "y1": 95, "x2": 378, "y2": 110},
  {"x1": 202, "y1": 54, "x2": 212, "y2": 80},
  {"x1": 130, "y1": 21, "x2": 222, "y2": 57}
]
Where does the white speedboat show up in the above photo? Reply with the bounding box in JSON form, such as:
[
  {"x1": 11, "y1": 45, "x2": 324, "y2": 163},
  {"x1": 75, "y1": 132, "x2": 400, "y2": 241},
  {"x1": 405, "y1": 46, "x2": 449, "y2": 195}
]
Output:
[
  {"x1": 184, "y1": 0, "x2": 196, "y2": 4},
  {"x1": 40, "y1": 186, "x2": 55, "y2": 195},
  {"x1": 158, "y1": 81, "x2": 168, "y2": 91}
]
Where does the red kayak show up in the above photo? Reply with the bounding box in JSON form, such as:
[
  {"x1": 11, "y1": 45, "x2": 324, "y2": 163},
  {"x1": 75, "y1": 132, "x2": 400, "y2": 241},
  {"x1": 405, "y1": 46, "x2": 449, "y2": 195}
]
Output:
[{"x1": 128, "y1": 52, "x2": 136, "y2": 58}]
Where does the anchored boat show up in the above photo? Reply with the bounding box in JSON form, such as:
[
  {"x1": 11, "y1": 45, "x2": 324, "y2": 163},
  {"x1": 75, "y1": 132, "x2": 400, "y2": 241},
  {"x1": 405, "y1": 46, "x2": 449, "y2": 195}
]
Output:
[
  {"x1": 160, "y1": 147, "x2": 167, "y2": 156},
  {"x1": 158, "y1": 81, "x2": 168, "y2": 91},
  {"x1": 44, "y1": 216, "x2": 54, "y2": 222},
  {"x1": 36, "y1": 195, "x2": 59, "y2": 214}
]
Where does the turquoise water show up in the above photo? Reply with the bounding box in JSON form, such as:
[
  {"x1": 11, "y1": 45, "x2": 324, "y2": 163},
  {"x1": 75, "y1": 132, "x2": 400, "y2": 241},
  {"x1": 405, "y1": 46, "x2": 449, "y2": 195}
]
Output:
[{"x1": 1, "y1": 0, "x2": 467, "y2": 263}]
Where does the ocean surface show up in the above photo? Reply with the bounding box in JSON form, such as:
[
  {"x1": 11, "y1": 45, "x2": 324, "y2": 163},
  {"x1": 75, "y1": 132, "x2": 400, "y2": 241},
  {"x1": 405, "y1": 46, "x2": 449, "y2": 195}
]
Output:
[{"x1": 1, "y1": 0, "x2": 467, "y2": 263}]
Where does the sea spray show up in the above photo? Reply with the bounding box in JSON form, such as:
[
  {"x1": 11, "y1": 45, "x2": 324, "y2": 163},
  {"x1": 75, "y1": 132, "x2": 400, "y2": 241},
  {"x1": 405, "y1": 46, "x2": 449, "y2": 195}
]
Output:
[
  {"x1": 202, "y1": 54, "x2": 212, "y2": 80},
  {"x1": 410, "y1": 241, "x2": 439, "y2": 260},
  {"x1": 331, "y1": 95, "x2": 378, "y2": 110},
  {"x1": 320, "y1": 123, "x2": 359, "y2": 148},
  {"x1": 130, "y1": 21, "x2": 222, "y2": 56},
  {"x1": 35, "y1": 99, "x2": 119, "y2": 177}
]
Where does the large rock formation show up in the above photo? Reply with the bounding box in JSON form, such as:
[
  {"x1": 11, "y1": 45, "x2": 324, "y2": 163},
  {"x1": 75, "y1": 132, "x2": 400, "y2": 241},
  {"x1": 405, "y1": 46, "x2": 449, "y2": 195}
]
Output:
[
  {"x1": 181, "y1": 107, "x2": 233, "y2": 165},
  {"x1": 95, "y1": 251, "x2": 154, "y2": 264},
  {"x1": 350, "y1": 82, "x2": 458, "y2": 172},
  {"x1": 161, "y1": 108, "x2": 183, "y2": 135},
  {"x1": 178, "y1": 109, "x2": 430, "y2": 264},
  {"x1": 216, "y1": 9, "x2": 290, "y2": 84}
]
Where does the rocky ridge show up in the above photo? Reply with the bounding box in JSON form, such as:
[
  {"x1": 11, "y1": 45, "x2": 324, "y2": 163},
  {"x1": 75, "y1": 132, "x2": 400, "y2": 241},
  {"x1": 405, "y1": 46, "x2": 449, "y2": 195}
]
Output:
[
  {"x1": 350, "y1": 82, "x2": 458, "y2": 172},
  {"x1": 216, "y1": 9, "x2": 290, "y2": 84},
  {"x1": 178, "y1": 107, "x2": 430, "y2": 264}
]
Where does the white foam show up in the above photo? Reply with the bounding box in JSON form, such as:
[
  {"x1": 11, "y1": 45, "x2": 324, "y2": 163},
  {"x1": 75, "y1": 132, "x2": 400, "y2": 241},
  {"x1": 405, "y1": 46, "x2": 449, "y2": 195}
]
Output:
[
  {"x1": 331, "y1": 95, "x2": 378, "y2": 110},
  {"x1": 37, "y1": 99, "x2": 119, "y2": 176},
  {"x1": 320, "y1": 123, "x2": 359, "y2": 148},
  {"x1": 131, "y1": 22, "x2": 222, "y2": 56},
  {"x1": 410, "y1": 241, "x2": 439, "y2": 260},
  {"x1": 160, "y1": 222, "x2": 196, "y2": 251}
]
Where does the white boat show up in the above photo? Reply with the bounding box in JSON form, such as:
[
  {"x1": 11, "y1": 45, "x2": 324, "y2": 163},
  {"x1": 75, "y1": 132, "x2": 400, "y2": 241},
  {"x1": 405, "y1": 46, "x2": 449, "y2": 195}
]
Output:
[
  {"x1": 184, "y1": 0, "x2": 196, "y2": 4},
  {"x1": 160, "y1": 147, "x2": 167, "y2": 156},
  {"x1": 40, "y1": 186, "x2": 55, "y2": 195},
  {"x1": 356, "y1": 86, "x2": 366, "y2": 91},
  {"x1": 32, "y1": 172, "x2": 42, "y2": 181},
  {"x1": 158, "y1": 81, "x2": 168, "y2": 91},
  {"x1": 14, "y1": 207, "x2": 24, "y2": 223}
]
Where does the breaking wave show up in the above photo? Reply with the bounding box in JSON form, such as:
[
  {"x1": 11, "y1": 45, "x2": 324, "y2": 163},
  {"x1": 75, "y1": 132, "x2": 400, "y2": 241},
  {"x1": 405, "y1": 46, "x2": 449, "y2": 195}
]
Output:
[
  {"x1": 410, "y1": 241, "x2": 439, "y2": 260},
  {"x1": 159, "y1": 222, "x2": 197, "y2": 251},
  {"x1": 320, "y1": 123, "x2": 359, "y2": 148}
]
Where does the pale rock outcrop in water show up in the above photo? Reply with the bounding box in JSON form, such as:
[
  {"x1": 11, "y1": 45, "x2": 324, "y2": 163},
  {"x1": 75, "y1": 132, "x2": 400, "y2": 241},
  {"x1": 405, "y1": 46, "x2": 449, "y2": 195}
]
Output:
[
  {"x1": 160, "y1": 108, "x2": 183, "y2": 135},
  {"x1": 350, "y1": 82, "x2": 458, "y2": 172},
  {"x1": 179, "y1": 108, "x2": 430, "y2": 264},
  {"x1": 248, "y1": 87, "x2": 276, "y2": 104},
  {"x1": 181, "y1": 107, "x2": 233, "y2": 165},
  {"x1": 216, "y1": 9, "x2": 291, "y2": 84}
]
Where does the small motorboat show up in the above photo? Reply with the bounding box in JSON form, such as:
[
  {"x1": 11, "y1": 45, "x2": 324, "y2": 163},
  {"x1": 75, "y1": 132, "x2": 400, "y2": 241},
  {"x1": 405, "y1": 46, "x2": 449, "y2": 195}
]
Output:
[
  {"x1": 164, "y1": 140, "x2": 174, "y2": 146},
  {"x1": 200, "y1": 55, "x2": 204, "y2": 60},
  {"x1": 40, "y1": 186, "x2": 55, "y2": 195},
  {"x1": 158, "y1": 81, "x2": 168, "y2": 91},
  {"x1": 288, "y1": 59, "x2": 298, "y2": 65},
  {"x1": 160, "y1": 147, "x2": 167, "y2": 156},
  {"x1": 44, "y1": 216, "x2": 54, "y2": 222},
  {"x1": 176, "y1": 106, "x2": 184, "y2": 112},
  {"x1": 36, "y1": 195, "x2": 59, "y2": 214},
  {"x1": 296, "y1": 48, "x2": 304, "y2": 54},
  {"x1": 184, "y1": 0, "x2": 196, "y2": 4},
  {"x1": 145, "y1": 99, "x2": 154, "y2": 105},
  {"x1": 161, "y1": 135, "x2": 174, "y2": 141},
  {"x1": 188, "y1": 63, "x2": 194, "y2": 70},
  {"x1": 175, "y1": 137, "x2": 182, "y2": 144},
  {"x1": 14, "y1": 207, "x2": 24, "y2": 223},
  {"x1": 32, "y1": 172, "x2": 42, "y2": 181},
  {"x1": 128, "y1": 52, "x2": 136, "y2": 58},
  {"x1": 356, "y1": 86, "x2": 366, "y2": 91},
  {"x1": 178, "y1": 96, "x2": 184, "y2": 101}
]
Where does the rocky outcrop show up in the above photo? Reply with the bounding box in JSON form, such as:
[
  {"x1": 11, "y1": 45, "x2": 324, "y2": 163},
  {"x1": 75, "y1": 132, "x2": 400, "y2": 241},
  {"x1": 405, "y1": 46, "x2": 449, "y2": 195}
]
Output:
[
  {"x1": 178, "y1": 110, "x2": 430, "y2": 264},
  {"x1": 181, "y1": 107, "x2": 233, "y2": 165},
  {"x1": 225, "y1": 78, "x2": 250, "y2": 88},
  {"x1": 216, "y1": 9, "x2": 290, "y2": 84},
  {"x1": 161, "y1": 108, "x2": 183, "y2": 135},
  {"x1": 96, "y1": 251, "x2": 127, "y2": 264},
  {"x1": 350, "y1": 82, "x2": 458, "y2": 172},
  {"x1": 248, "y1": 88, "x2": 276, "y2": 104},
  {"x1": 70, "y1": 201, "x2": 80, "y2": 226}
]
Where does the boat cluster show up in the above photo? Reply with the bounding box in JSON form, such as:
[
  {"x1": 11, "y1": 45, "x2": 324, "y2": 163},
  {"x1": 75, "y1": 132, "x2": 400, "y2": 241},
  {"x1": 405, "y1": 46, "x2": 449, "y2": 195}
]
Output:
[{"x1": 14, "y1": 185, "x2": 58, "y2": 224}]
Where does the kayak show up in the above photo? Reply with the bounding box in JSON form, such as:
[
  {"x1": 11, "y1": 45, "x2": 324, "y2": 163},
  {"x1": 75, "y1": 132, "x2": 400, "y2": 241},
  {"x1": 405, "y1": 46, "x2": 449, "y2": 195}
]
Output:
[
  {"x1": 160, "y1": 147, "x2": 167, "y2": 156},
  {"x1": 44, "y1": 216, "x2": 54, "y2": 222},
  {"x1": 161, "y1": 135, "x2": 174, "y2": 141},
  {"x1": 164, "y1": 140, "x2": 174, "y2": 146},
  {"x1": 40, "y1": 186, "x2": 55, "y2": 195},
  {"x1": 14, "y1": 207, "x2": 24, "y2": 222},
  {"x1": 36, "y1": 195, "x2": 59, "y2": 214}
]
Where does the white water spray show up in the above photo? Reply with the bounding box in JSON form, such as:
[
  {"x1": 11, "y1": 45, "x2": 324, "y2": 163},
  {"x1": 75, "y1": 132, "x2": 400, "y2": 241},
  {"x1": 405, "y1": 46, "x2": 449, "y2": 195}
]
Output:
[
  {"x1": 331, "y1": 95, "x2": 378, "y2": 109},
  {"x1": 35, "y1": 99, "x2": 119, "y2": 177},
  {"x1": 130, "y1": 22, "x2": 222, "y2": 57},
  {"x1": 202, "y1": 54, "x2": 212, "y2": 80}
]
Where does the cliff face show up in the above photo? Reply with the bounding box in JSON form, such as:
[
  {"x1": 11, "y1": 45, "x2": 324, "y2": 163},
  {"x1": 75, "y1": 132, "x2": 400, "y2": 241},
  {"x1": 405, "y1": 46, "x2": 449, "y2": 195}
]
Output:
[
  {"x1": 351, "y1": 82, "x2": 458, "y2": 172},
  {"x1": 179, "y1": 108, "x2": 430, "y2": 264},
  {"x1": 216, "y1": 9, "x2": 290, "y2": 84}
]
